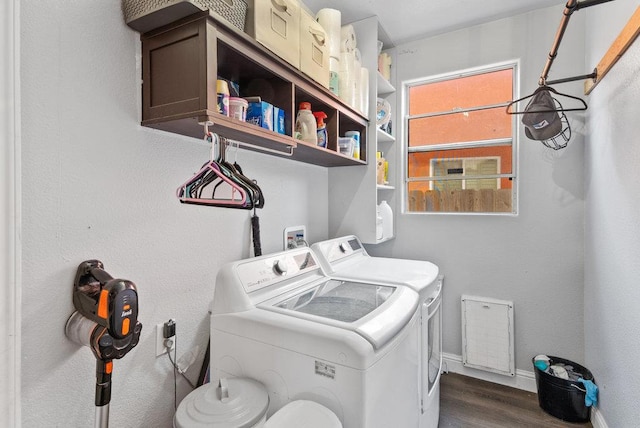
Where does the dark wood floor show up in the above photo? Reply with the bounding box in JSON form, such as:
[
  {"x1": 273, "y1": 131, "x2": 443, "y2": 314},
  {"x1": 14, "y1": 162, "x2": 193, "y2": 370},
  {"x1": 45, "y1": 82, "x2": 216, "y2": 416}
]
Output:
[{"x1": 439, "y1": 373, "x2": 593, "y2": 428}]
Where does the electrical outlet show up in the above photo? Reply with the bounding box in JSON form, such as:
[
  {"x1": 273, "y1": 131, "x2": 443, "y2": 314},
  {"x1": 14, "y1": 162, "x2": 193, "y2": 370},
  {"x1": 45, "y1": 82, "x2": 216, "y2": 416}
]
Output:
[
  {"x1": 283, "y1": 225, "x2": 307, "y2": 250},
  {"x1": 156, "y1": 322, "x2": 175, "y2": 357}
]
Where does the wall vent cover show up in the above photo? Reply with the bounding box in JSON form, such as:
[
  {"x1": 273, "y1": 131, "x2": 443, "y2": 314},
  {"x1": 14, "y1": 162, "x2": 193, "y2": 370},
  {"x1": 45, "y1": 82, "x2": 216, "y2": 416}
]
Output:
[{"x1": 461, "y1": 295, "x2": 515, "y2": 376}]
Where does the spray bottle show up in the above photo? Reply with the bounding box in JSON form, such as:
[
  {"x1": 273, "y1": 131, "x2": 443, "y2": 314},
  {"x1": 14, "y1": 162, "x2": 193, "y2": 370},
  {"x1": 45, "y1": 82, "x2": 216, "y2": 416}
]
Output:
[{"x1": 313, "y1": 111, "x2": 328, "y2": 148}]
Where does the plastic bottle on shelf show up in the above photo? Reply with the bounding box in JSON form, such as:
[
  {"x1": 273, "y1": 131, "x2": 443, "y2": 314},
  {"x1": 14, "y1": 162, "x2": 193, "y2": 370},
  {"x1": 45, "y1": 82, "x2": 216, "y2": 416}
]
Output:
[
  {"x1": 295, "y1": 102, "x2": 318, "y2": 144},
  {"x1": 376, "y1": 205, "x2": 383, "y2": 240},
  {"x1": 216, "y1": 79, "x2": 230, "y2": 116},
  {"x1": 376, "y1": 151, "x2": 385, "y2": 185},
  {"x1": 313, "y1": 111, "x2": 328, "y2": 148},
  {"x1": 379, "y1": 200, "x2": 393, "y2": 239}
]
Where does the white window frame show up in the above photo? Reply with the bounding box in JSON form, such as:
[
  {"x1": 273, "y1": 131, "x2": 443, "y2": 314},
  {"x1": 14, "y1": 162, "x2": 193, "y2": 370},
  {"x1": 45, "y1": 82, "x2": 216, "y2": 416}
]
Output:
[
  {"x1": 2, "y1": 1, "x2": 21, "y2": 426},
  {"x1": 402, "y1": 60, "x2": 520, "y2": 215}
]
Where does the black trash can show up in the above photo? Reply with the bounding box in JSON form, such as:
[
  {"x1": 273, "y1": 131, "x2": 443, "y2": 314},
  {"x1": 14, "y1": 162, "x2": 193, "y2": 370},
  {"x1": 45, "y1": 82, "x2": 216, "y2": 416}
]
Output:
[{"x1": 532, "y1": 356, "x2": 594, "y2": 423}]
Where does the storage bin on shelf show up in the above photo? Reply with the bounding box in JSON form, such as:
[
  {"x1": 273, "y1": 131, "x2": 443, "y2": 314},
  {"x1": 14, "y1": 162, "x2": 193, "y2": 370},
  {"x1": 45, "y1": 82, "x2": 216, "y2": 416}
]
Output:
[
  {"x1": 300, "y1": 9, "x2": 330, "y2": 89},
  {"x1": 338, "y1": 137, "x2": 355, "y2": 157},
  {"x1": 123, "y1": 0, "x2": 247, "y2": 33},
  {"x1": 246, "y1": 0, "x2": 301, "y2": 68}
]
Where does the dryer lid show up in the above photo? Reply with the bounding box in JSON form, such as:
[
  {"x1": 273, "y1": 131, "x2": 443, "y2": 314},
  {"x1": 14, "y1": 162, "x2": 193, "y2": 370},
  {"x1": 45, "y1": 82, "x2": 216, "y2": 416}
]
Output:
[
  {"x1": 331, "y1": 257, "x2": 439, "y2": 292},
  {"x1": 311, "y1": 236, "x2": 439, "y2": 292}
]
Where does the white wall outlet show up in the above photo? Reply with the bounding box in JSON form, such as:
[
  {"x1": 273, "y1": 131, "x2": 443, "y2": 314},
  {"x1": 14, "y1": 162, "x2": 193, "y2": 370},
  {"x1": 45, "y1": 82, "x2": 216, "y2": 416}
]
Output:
[
  {"x1": 156, "y1": 322, "x2": 175, "y2": 357},
  {"x1": 283, "y1": 225, "x2": 307, "y2": 250}
]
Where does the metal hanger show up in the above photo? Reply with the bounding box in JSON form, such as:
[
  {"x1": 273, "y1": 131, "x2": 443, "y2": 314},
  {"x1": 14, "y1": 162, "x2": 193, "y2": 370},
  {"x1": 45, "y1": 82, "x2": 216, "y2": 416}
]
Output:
[
  {"x1": 216, "y1": 137, "x2": 264, "y2": 209},
  {"x1": 505, "y1": 85, "x2": 588, "y2": 115},
  {"x1": 176, "y1": 134, "x2": 250, "y2": 208}
]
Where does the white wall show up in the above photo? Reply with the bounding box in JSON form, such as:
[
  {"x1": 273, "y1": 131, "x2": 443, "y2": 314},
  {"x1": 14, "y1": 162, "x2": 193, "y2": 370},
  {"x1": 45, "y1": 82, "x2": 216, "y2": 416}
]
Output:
[
  {"x1": 584, "y1": 1, "x2": 640, "y2": 426},
  {"x1": 19, "y1": 1, "x2": 328, "y2": 426},
  {"x1": 368, "y1": 5, "x2": 587, "y2": 373}
]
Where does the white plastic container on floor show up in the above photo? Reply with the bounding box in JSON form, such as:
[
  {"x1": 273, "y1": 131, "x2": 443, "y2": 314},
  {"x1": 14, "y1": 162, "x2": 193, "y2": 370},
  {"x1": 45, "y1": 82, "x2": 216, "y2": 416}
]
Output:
[
  {"x1": 379, "y1": 200, "x2": 393, "y2": 239},
  {"x1": 174, "y1": 378, "x2": 342, "y2": 428}
]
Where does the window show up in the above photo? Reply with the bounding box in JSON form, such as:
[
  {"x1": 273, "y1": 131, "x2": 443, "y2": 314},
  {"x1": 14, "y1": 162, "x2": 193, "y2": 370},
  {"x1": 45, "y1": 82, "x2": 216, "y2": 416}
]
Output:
[{"x1": 404, "y1": 62, "x2": 517, "y2": 214}]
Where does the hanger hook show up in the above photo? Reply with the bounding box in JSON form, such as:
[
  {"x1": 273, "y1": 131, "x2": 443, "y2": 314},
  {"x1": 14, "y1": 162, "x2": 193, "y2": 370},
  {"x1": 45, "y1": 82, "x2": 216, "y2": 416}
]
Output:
[
  {"x1": 220, "y1": 136, "x2": 228, "y2": 162},
  {"x1": 204, "y1": 130, "x2": 219, "y2": 162},
  {"x1": 232, "y1": 141, "x2": 239, "y2": 164}
]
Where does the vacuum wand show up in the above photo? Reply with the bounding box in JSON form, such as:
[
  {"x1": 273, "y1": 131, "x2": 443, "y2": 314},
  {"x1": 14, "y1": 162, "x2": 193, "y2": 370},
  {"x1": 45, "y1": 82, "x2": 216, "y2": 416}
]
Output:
[
  {"x1": 95, "y1": 359, "x2": 112, "y2": 428},
  {"x1": 65, "y1": 260, "x2": 142, "y2": 428}
]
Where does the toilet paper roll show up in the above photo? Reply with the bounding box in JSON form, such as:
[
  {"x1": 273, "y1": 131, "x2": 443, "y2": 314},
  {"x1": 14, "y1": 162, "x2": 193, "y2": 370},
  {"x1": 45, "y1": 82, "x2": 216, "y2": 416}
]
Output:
[
  {"x1": 329, "y1": 57, "x2": 340, "y2": 96},
  {"x1": 340, "y1": 24, "x2": 357, "y2": 52},
  {"x1": 339, "y1": 51, "x2": 355, "y2": 73},
  {"x1": 360, "y1": 67, "x2": 370, "y2": 116},
  {"x1": 339, "y1": 70, "x2": 356, "y2": 107},
  {"x1": 352, "y1": 58, "x2": 361, "y2": 112},
  {"x1": 316, "y1": 8, "x2": 341, "y2": 58},
  {"x1": 339, "y1": 51, "x2": 357, "y2": 107},
  {"x1": 329, "y1": 56, "x2": 340, "y2": 72},
  {"x1": 340, "y1": 52, "x2": 356, "y2": 73}
]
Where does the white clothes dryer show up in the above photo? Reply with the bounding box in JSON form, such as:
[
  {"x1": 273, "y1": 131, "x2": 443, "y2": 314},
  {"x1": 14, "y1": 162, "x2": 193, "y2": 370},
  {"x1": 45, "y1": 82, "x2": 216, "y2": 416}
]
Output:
[
  {"x1": 210, "y1": 247, "x2": 422, "y2": 428},
  {"x1": 311, "y1": 235, "x2": 443, "y2": 428}
]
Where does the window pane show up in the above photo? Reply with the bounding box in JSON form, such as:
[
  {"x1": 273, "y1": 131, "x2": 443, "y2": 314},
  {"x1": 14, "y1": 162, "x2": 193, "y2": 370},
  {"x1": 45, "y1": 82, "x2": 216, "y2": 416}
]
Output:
[
  {"x1": 409, "y1": 69, "x2": 513, "y2": 115},
  {"x1": 407, "y1": 184, "x2": 513, "y2": 213},
  {"x1": 405, "y1": 64, "x2": 516, "y2": 214},
  {"x1": 408, "y1": 146, "x2": 513, "y2": 178},
  {"x1": 408, "y1": 107, "x2": 511, "y2": 147}
]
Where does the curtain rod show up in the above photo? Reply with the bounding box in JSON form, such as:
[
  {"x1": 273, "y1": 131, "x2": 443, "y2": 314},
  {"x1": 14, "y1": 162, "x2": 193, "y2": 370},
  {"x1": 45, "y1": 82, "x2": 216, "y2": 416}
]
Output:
[{"x1": 539, "y1": 0, "x2": 616, "y2": 86}]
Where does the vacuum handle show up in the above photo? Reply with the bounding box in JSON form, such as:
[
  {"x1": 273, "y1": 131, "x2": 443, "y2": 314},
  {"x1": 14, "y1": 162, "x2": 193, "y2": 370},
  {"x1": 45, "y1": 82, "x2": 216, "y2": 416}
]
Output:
[
  {"x1": 95, "y1": 359, "x2": 112, "y2": 407},
  {"x1": 90, "y1": 266, "x2": 114, "y2": 284}
]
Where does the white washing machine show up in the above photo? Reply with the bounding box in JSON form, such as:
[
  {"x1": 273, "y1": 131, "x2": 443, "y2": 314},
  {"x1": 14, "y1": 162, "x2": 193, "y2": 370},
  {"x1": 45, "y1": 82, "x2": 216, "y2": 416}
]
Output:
[
  {"x1": 210, "y1": 247, "x2": 422, "y2": 428},
  {"x1": 311, "y1": 236, "x2": 443, "y2": 428}
]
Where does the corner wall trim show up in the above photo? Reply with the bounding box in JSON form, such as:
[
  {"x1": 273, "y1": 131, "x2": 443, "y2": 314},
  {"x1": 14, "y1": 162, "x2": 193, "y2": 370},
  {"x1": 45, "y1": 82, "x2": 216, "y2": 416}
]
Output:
[
  {"x1": 1, "y1": 0, "x2": 21, "y2": 426},
  {"x1": 590, "y1": 406, "x2": 609, "y2": 428}
]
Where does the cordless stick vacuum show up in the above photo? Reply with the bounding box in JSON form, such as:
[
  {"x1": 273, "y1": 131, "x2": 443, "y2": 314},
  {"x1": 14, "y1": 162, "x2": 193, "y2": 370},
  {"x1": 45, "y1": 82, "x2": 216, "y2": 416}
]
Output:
[{"x1": 65, "y1": 260, "x2": 142, "y2": 428}]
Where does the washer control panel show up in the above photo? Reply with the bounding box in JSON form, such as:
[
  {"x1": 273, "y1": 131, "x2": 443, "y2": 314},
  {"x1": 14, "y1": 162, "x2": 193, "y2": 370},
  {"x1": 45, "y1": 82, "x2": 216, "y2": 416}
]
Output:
[
  {"x1": 236, "y1": 248, "x2": 318, "y2": 292},
  {"x1": 318, "y1": 236, "x2": 365, "y2": 263}
]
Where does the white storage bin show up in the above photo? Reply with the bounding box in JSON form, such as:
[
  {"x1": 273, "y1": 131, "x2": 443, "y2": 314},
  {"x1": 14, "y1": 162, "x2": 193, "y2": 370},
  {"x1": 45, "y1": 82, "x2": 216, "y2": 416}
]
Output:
[
  {"x1": 300, "y1": 9, "x2": 329, "y2": 89},
  {"x1": 338, "y1": 137, "x2": 355, "y2": 157},
  {"x1": 246, "y1": 0, "x2": 300, "y2": 68}
]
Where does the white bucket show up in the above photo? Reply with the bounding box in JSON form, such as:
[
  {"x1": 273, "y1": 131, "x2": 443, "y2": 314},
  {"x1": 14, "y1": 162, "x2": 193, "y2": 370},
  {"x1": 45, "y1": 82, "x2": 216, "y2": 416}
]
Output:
[{"x1": 229, "y1": 97, "x2": 249, "y2": 121}]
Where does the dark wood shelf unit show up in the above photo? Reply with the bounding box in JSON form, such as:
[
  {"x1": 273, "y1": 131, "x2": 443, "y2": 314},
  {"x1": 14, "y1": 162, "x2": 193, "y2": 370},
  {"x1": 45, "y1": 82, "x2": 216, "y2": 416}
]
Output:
[{"x1": 141, "y1": 11, "x2": 368, "y2": 167}]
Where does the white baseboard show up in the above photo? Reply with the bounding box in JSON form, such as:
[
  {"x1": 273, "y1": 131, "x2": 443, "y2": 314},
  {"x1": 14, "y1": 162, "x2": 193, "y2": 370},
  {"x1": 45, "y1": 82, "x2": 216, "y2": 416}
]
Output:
[
  {"x1": 590, "y1": 406, "x2": 609, "y2": 428},
  {"x1": 442, "y1": 352, "x2": 537, "y2": 392},
  {"x1": 443, "y1": 353, "x2": 609, "y2": 427}
]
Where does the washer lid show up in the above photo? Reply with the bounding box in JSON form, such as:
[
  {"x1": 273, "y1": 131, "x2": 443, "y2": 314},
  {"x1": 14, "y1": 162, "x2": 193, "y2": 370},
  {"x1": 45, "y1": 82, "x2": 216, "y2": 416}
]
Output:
[
  {"x1": 174, "y1": 378, "x2": 269, "y2": 428},
  {"x1": 264, "y1": 278, "x2": 419, "y2": 349}
]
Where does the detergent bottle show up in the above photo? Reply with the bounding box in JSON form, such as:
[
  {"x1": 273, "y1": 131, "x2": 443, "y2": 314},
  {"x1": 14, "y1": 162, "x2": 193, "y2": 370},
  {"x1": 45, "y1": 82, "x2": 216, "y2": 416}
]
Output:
[
  {"x1": 313, "y1": 111, "x2": 328, "y2": 148},
  {"x1": 379, "y1": 200, "x2": 393, "y2": 239},
  {"x1": 295, "y1": 102, "x2": 317, "y2": 144}
]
